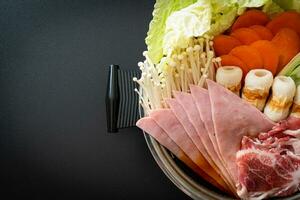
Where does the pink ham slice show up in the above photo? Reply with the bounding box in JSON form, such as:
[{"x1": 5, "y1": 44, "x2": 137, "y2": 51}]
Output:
[
  {"x1": 173, "y1": 91, "x2": 217, "y2": 169},
  {"x1": 165, "y1": 98, "x2": 235, "y2": 192},
  {"x1": 149, "y1": 109, "x2": 230, "y2": 192},
  {"x1": 136, "y1": 117, "x2": 212, "y2": 181},
  {"x1": 207, "y1": 79, "x2": 275, "y2": 186},
  {"x1": 165, "y1": 98, "x2": 217, "y2": 169},
  {"x1": 136, "y1": 117, "x2": 186, "y2": 158},
  {"x1": 190, "y1": 85, "x2": 236, "y2": 191}
]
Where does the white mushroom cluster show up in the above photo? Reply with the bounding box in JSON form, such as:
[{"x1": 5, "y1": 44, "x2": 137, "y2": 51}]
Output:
[{"x1": 133, "y1": 35, "x2": 217, "y2": 115}]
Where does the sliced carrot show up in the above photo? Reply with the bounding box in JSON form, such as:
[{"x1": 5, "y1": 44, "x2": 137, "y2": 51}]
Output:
[
  {"x1": 231, "y1": 9, "x2": 269, "y2": 32},
  {"x1": 250, "y1": 40, "x2": 279, "y2": 75},
  {"x1": 213, "y1": 35, "x2": 242, "y2": 56},
  {"x1": 249, "y1": 25, "x2": 273, "y2": 40},
  {"x1": 220, "y1": 54, "x2": 249, "y2": 75},
  {"x1": 271, "y1": 28, "x2": 300, "y2": 71},
  {"x1": 230, "y1": 28, "x2": 262, "y2": 45},
  {"x1": 229, "y1": 45, "x2": 264, "y2": 73},
  {"x1": 266, "y1": 11, "x2": 300, "y2": 37}
]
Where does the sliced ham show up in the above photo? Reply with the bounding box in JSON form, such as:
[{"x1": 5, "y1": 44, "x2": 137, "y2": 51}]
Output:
[
  {"x1": 136, "y1": 117, "x2": 188, "y2": 158},
  {"x1": 207, "y1": 79, "x2": 275, "y2": 186},
  {"x1": 190, "y1": 85, "x2": 219, "y2": 154},
  {"x1": 190, "y1": 85, "x2": 236, "y2": 191},
  {"x1": 136, "y1": 117, "x2": 213, "y2": 182},
  {"x1": 173, "y1": 92, "x2": 216, "y2": 168},
  {"x1": 165, "y1": 98, "x2": 218, "y2": 170},
  {"x1": 165, "y1": 99, "x2": 209, "y2": 157},
  {"x1": 149, "y1": 109, "x2": 230, "y2": 192}
]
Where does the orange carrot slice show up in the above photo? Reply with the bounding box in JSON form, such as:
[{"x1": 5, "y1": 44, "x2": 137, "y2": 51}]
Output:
[
  {"x1": 249, "y1": 25, "x2": 273, "y2": 40},
  {"x1": 250, "y1": 40, "x2": 279, "y2": 75},
  {"x1": 272, "y1": 28, "x2": 300, "y2": 71},
  {"x1": 230, "y1": 28, "x2": 262, "y2": 45},
  {"x1": 231, "y1": 9, "x2": 269, "y2": 32},
  {"x1": 229, "y1": 45, "x2": 263, "y2": 72},
  {"x1": 213, "y1": 35, "x2": 242, "y2": 56},
  {"x1": 220, "y1": 54, "x2": 249, "y2": 75},
  {"x1": 266, "y1": 11, "x2": 300, "y2": 37}
]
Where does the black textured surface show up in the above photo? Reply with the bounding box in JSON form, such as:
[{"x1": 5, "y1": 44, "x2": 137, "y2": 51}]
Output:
[
  {"x1": 117, "y1": 69, "x2": 140, "y2": 129},
  {"x1": 0, "y1": 0, "x2": 190, "y2": 199}
]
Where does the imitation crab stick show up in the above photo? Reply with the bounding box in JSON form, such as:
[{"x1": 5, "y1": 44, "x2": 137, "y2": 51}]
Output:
[
  {"x1": 272, "y1": 28, "x2": 300, "y2": 71},
  {"x1": 249, "y1": 25, "x2": 273, "y2": 40},
  {"x1": 250, "y1": 40, "x2": 279, "y2": 75},
  {"x1": 266, "y1": 11, "x2": 300, "y2": 37},
  {"x1": 231, "y1": 9, "x2": 269, "y2": 32},
  {"x1": 213, "y1": 35, "x2": 242, "y2": 56},
  {"x1": 220, "y1": 55, "x2": 248, "y2": 75},
  {"x1": 229, "y1": 45, "x2": 263, "y2": 72},
  {"x1": 230, "y1": 28, "x2": 262, "y2": 45}
]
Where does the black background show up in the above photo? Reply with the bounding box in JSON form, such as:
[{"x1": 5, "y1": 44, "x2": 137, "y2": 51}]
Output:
[{"x1": 0, "y1": 0, "x2": 190, "y2": 199}]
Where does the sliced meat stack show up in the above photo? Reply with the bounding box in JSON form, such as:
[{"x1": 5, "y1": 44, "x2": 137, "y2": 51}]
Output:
[
  {"x1": 136, "y1": 80, "x2": 278, "y2": 198},
  {"x1": 237, "y1": 117, "x2": 300, "y2": 200}
]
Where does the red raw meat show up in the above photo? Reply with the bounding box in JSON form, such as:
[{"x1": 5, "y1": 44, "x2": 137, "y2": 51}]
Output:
[{"x1": 236, "y1": 117, "x2": 300, "y2": 199}]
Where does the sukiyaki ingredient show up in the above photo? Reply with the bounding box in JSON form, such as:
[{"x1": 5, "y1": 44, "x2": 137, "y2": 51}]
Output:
[
  {"x1": 266, "y1": 11, "x2": 300, "y2": 37},
  {"x1": 216, "y1": 66, "x2": 243, "y2": 95},
  {"x1": 133, "y1": 35, "x2": 215, "y2": 115},
  {"x1": 249, "y1": 25, "x2": 273, "y2": 40},
  {"x1": 264, "y1": 76, "x2": 296, "y2": 122},
  {"x1": 278, "y1": 53, "x2": 300, "y2": 86},
  {"x1": 242, "y1": 69, "x2": 273, "y2": 111},
  {"x1": 290, "y1": 85, "x2": 300, "y2": 118},
  {"x1": 167, "y1": 94, "x2": 234, "y2": 192},
  {"x1": 229, "y1": 45, "x2": 263, "y2": 73},
  {"x1": 165, "y1": 98, "x2": 218, "y2": 172},
  {"x1": 190, "y1": 85, "x2": 236, "y2": 191},
  {"x1": 271, "y1": 28, "x2": 300, "y2": 70},
  {"x1": 213, "y1": 35, "x2": 242, "y2": 56},
  {"x1": 236, "y1": 117, "x2": 300, "y2": 200},
  {"x1": 207, "y1": 79, "x2": 274, "y2": 186},
  {"x1": 172, "y1": 92, "x2": 214, "y2": 162},
  {"x1": 219, "y1": 55, "x2": 248, "y2": 75},
  {"x1": 231, "y1": 9, "x2": 269, "y2": 32},
  {"x1": 136, "y1": 117, "x2": 225, "y2": 191},
  {"x1": 230, "y1": 28, "x2": 262, "y2": 45},
  {"x1": 149, "y1": 109, "x2": 230, "y2": 191},
  {"x1": 145, "y1": 0, "x2": 198, "y2": 64},
  {"x1": 250, "y1": 40, "x2": 279, "y2": 75},
  {"x1": 262, "y1": 0, "x2": 284, "y2": 19}
]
